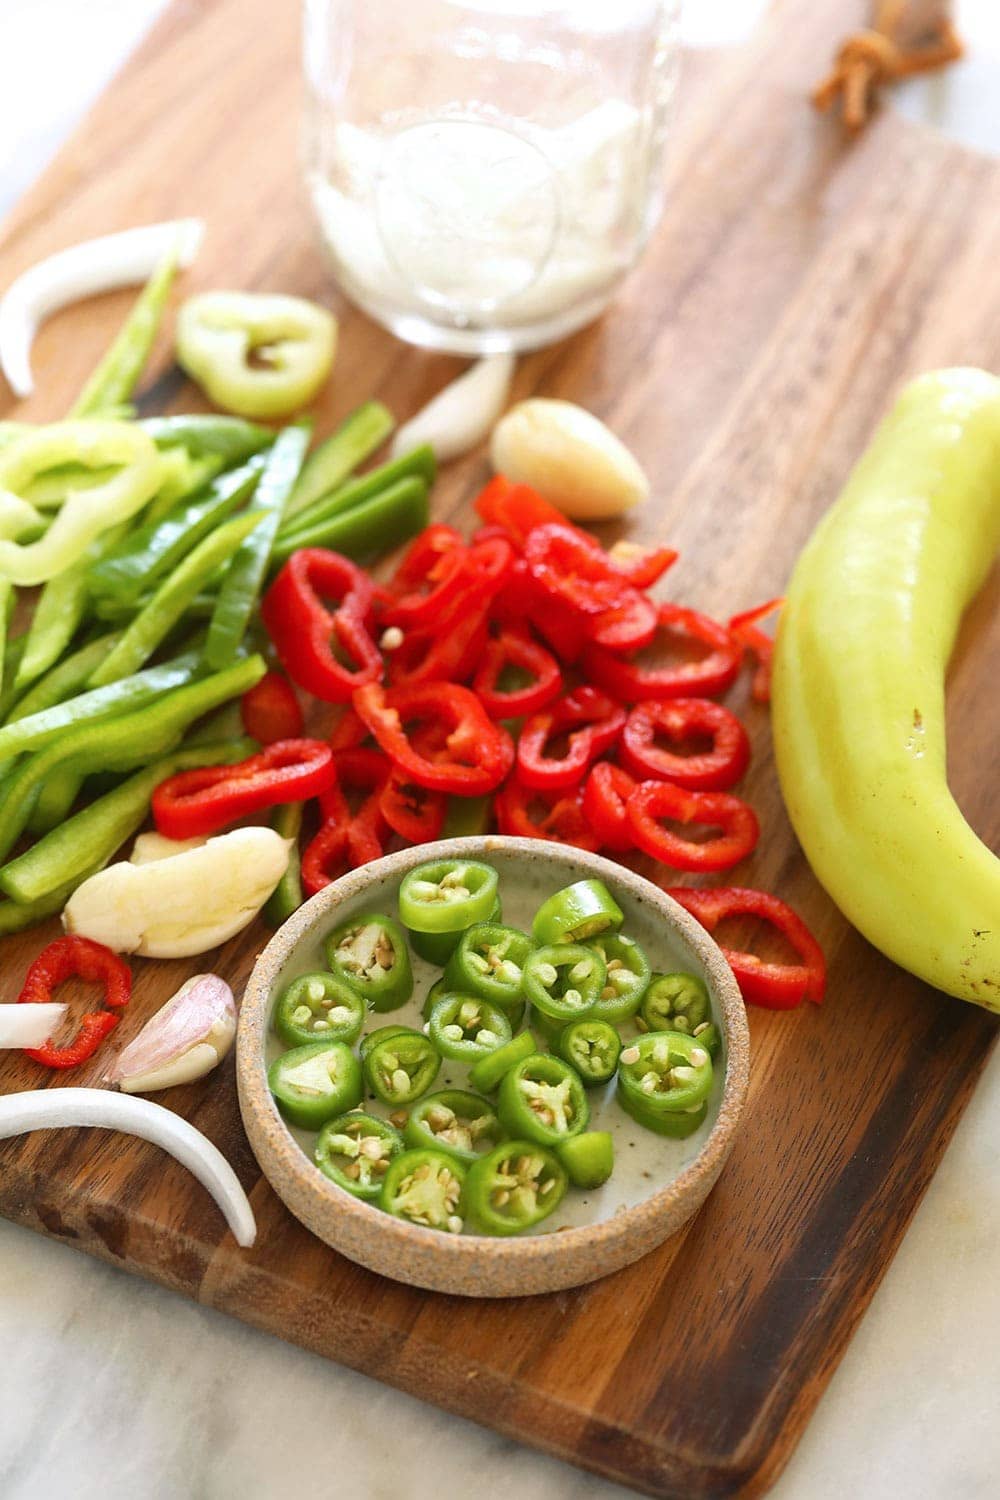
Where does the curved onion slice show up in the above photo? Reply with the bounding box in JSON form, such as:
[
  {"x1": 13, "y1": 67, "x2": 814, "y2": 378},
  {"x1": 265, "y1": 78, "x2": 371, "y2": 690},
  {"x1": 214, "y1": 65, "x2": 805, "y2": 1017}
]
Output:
[
  {"x1": 390, "y1": 352, "x2": 515, "y2": 464},
  {"x1": 0, "y1": 219, "x2": 205, "y2": 400},
  {"x1": 0, "y1": 1087, "x2": 256, "y2": 1247},
  {"x1": 0, "y1": 1003, "x2": 67, "y2": 1049}
]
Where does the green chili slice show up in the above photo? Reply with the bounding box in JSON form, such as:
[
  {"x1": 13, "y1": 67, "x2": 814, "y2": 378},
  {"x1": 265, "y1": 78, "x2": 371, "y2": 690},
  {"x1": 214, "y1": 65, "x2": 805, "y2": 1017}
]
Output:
[
  {"x1": 268, "y1": 1040, "x2": 363, "y2": 1130},
  {"x1": 398, "y1": 858, "x2": 499, "y2": 935},
  {"x1": 558, "y1": 1019, "x2": 622, "y2": 1087},
  {"x1": 497, "y1": 1053, "x2": 589, "y2": 1147},
  {"x1": 640, "y1": 971, "x2": 711, "y2": 1035},
  {"x1": 555, "y1": 1131, "x2": 614, "y2": 1190},
  {"x1": 324, "y1": 913, "x2": 413, "y2": 1012},
  {"x1": 443, "y1": 921, "x2": 532, "y2": 1012},
  {"x1": 522, "y1": 942, "x2": 605, "y2": 1023},
  {"x1": 584, "y1": 932, "x2": 651, "y2": 1023},
  {"x1": 404, "y1": 1090, "x2": 500, "y2": 1164},
  {"x1": 363, "y1": 1028, "x2": 441, "y2": 1106},
  {"x1": 409, "y1": 895, "x2": 501, "y2": 966},
  {"x1": 531, "y1": 878, "x2": 624, "y2": 945},
  {"x1": 380, "y1": 1148, "x2": 466, "y2": 1233},
  {"x1": 464, "y1": 1141, "x2": 567, "y2": 1236},
  {"x1": 617, "y1": 1031, "x2": 713, "y2": 1138},
  {"x1": 273, "y1": 972, "x2": 365, "y2": 1049},
  {"x1": 426, "y1": 994, "x2": 512, "y2": 1064},
  {"x1": 468, "y1": 1029, "x2": 539, "y2": 1095},
  {"x1": 315, "y1": 1111, "x2": 403, "y2": 1199}
]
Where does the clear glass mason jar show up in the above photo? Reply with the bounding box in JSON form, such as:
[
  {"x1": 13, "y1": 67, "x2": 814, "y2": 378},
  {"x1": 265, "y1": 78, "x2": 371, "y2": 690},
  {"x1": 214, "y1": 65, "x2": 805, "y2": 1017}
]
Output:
[{"x1": 303, "y1": 0, "x2": 681, "y2": 354}]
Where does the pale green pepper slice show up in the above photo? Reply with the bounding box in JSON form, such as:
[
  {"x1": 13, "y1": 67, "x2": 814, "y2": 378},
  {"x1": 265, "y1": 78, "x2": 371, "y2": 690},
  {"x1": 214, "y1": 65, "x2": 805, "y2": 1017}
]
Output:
[
  {"x1": 0, "y1": 421, "x2": 162, "y2": 584},
  {"x1": 176, "y1": 291, "x2": 336, "y2": 419}
]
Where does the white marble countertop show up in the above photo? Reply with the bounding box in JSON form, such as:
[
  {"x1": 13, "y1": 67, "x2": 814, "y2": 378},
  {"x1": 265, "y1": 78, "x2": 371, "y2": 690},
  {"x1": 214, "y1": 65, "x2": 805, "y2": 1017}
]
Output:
[{"x1": 1, "y1": 4, "x2": 998, "y2": 1498}]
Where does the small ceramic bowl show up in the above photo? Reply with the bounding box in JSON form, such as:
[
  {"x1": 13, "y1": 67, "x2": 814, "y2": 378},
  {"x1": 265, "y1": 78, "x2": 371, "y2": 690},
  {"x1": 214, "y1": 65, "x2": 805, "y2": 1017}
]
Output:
[{"x1": 237, "y1": 837, "x2": 749, "y2": 1297}]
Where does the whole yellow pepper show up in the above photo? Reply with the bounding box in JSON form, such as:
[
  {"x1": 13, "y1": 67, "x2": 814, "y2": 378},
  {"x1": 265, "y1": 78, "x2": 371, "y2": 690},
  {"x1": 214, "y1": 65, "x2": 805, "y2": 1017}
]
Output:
[{"x1": 772, "y1": 368, "x2": 1000, "y2": 1011}]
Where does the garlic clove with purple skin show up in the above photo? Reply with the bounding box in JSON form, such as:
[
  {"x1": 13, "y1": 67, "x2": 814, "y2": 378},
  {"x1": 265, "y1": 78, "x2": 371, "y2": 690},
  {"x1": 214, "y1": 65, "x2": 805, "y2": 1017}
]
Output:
[{"x1": 106, "y1": 974, "x2": 236, "y2": 1095}]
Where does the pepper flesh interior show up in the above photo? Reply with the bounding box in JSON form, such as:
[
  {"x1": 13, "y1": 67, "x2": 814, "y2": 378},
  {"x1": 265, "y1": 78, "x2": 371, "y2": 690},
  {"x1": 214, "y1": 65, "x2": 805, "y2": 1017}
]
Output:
[{"x1": 393, "y1": 1160, "x2": 462, "y2": 1229}]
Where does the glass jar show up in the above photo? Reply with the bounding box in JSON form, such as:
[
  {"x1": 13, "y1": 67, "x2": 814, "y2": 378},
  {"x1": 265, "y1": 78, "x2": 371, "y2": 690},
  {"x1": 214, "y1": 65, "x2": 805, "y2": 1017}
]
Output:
[{"x1": 303, "y1": 0, "x2": 681, "y2": 354}]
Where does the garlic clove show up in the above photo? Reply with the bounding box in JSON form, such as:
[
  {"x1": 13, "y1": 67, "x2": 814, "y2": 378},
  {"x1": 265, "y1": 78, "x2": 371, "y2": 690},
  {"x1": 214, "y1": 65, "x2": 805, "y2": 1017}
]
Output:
[
  {"x1": 106, "y1": 974, "x2": 237, "y2": 1093},
  {"x1": 490, "y1": 398, "x2": 649, "y2": 520},
  {"x1": 392, "y1": 353, "x2": 515, "y2": 464},
  {"x1": 130, "y1": 831, "x2": 208, "y2": 864}
]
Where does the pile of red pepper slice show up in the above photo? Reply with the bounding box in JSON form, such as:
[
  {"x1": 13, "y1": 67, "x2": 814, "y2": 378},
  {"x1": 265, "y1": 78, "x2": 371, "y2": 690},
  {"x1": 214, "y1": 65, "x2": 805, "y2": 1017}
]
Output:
[{"x1": 152, "y1": 473, "x2": 821, "y2": 1010}]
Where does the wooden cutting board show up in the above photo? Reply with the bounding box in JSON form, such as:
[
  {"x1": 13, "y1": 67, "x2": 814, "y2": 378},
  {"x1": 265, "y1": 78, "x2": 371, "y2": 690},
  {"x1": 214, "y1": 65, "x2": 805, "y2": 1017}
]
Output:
[{"x1": 0, "y1": 1, "x2": 997, "y2": 1495}]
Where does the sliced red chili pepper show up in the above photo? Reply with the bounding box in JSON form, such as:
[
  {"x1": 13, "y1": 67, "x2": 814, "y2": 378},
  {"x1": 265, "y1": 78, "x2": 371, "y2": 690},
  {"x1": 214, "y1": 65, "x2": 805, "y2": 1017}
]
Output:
[
  {"x1": 525, "y1": 523, "x2": 634, "y2": 616},
  {"x1": 152, "y1": 739, "x2": 337, "y2": 840},
  {"x1": 620, "y1": 699, "x2": 751, "y2": 791},
  {"x1": 380, "y1": 772, "x2": 448, "y2": 844},
  {"x1": 328, "y1": 706, "x2": 369, "y2": 751},
  {"x1": 474, "y1": 476, "x2": 575, "y2": 550},
  {"x1": 468, "y1": 532, "x2": 515, "y2": 589},
  {"x1": 262, "y1": 548, "x2": 381, "y2": 703},
  {"x1": 517, "y1": 686, "x2": 626, "y2": 791},
  {"x1": 581, "y1": 762, "x2": 637, "y2": 852},
  {"x1": 471, "y1": 624, "x2": 563, "y2": 719},
  {"x1": 301, "y1": 748, "x2": 391, "y2": 896},
  {"x1": 585, "y1": 602, "x2": 742, "y2": 702},
  {"x1": 587, "y1": 589, "x2": 658, "y2": 653},
  {"x1": 607, "y1": 541, "x2": 679, "y2": 590},
  {"x1": 667, "y1": 886, "x2": 826, "y2": 1008},
  {"x1": 626, "y1": 780, "x2": 759, "y2": 871},
  {"x1": 353, "y1": 681, "x2": 514, "y2": 795},
  {"x1": 17, "y1": 935, "x2": 131, "y2": 1070},
  {"x1": 729, "y1": 598, "x2": 784, "y2": 704},
  {"x1": 240, "y1": 671, "x2": 304, "y2": 745},
  {"x1": 381, "y1": 524, "x2": 472, "y2": 628},
  {"x1": 388, "y1": 592, "x2": 491, "y2": 687},
  {"x1": 494, "y1": 775, "x2": 600, "y2": 851}
]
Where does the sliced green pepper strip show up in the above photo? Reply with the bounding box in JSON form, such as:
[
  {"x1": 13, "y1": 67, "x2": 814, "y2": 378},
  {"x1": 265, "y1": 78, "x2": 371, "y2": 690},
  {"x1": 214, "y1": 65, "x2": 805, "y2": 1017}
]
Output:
[
  {"x1": 497, "y1": 1053, "x2": 590, "y2": 1147},
  {"x1": 272, "y1": 972, "x2": 365, "y2": 1049},
  {"x1": 379, "y1": 1148, "x2": 465, "y2": 1232},
  {"x1": 263, "y1": 800, "x2": 304, "y2": 927},
  {"x1": 202, "y1": 423, "x2": 310, "y2": 670},
  {"x1": 617, "y1": 1030, "x2": 714, "y2": 1138},
  {"x1": 143, "y1": 451, "x2": 227, "y2": 526},
  {"x1": 0, "y1": 736, "x2": 254, "y2": 903},
  {"x1": 139, "y1": 414, "x2": 273, "y2": 465},
  {"x1": 70, "y1": 245, "x2": 179, "y2": 417},
  {"x1": 89, "y1": 457, "x2": 264, "y2": 603},
  {"x1": 324, "y1": 913, "x2": 413, "y2": 1012},
  {"x1": 641, "y1": 971, "x2": 711, "y2": 1036},
  {"x1": 284, "y1": 401, "x2": 395, "y2": 521},
  {"x1": 14, "y1": 565, "x2": 89, "y2": 689},
  {"x1": 532, "y1": 879, "x2": 624, "y2": 945},
  {"x1": 426, "y1": 995, "x2": 512, "y2": 1064},
  {"x1": 404, "y1": 1090, "x2": 500, "y2": 1164},
  {"x1": 523, "y1": 942, "x2": 605, "y2": 1024},
  {"x1": 0, "y1": 647, "x2": 199, "y2": 756},
  {"x1": 584, "y1": 932, "x2": 651, "y2": 1024},
  {"x1": 28, "y1": 765, "x2": 84, "y2": 835},
  {"x1": 464, "y1": 1141, "x2": 567, "y2": 1236},
  {"x1": 0, "y1": 637, "x2": 27, "y2": 721},
  {"x1": 468, "y1": 1029, "x2": 539, "y2": 1095},
  {"x1": 408, "y1": 897, "x2": 502, "y2": 967},
  {"x1": 363, "y1": 1028, "x2": 441, "y2": 1106},
  {"x1": 177, "y1": 291, "x2": 336, "y2": 420},
  {"x1": 270, "y1": 475, "x2": 429, "y2": 567},
  {"x1": 555, "y1": 1131, "x2": 614, "y2": 1190},
  {"x1": 0, "y1": 862, "x2": 102, "y2": 936},
  {"x1": 558, "y1": 1019, "x2": 622, "y2": 1087},
  {"x1": 268, "y1": 1040, "x2": 363, "y2": 1131},
  {"x1": 443, "y1": 921, "x2": 532, "y2": 1013},
  {"x1": 277, "y1": 444, "x2": 435, "y2": 543},
  {"x1": 88, "y1": 510, "x2": 263, "y2": 687},
  {"x1": 0, "y1": 422, "x2": 163, "y2": 585},
  {"x1": 398, "y1": 859, "x2": 499, "y2": 935},
  {"x1": 315, "y1": 1111, "x2": 404, "y2": 1199},
  {"x1": 0, "y1": 655, "x2": 264, "y2": 861}
]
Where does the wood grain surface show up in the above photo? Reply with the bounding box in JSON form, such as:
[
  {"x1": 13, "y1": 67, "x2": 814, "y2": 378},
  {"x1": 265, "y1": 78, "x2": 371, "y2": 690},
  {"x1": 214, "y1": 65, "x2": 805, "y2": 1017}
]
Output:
[{"x1": 0, "y1": 1, "x2": 998, "y2": 1496}]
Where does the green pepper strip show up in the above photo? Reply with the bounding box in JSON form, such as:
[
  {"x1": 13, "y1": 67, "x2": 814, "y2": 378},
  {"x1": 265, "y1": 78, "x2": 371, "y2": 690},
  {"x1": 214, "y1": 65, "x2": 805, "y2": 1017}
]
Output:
[
  {"x1": 143, "y1": 451, "x2": 227, "y2": 527},
  {"x1": 201, "y1": 423, "x2": 310, "y2": 670},
  {"x1": 6, "y1": 632, "x2": 123, "y2": 727},
  {"x1": 284, "y1": 401, "x2": 395, "y2": 521},
  {"x1": 88, "y1": 510, "x2": 263, "y2": 687},
  {"x1": 270, "y1": 475, "x2": 429, "y2": 568},
  {"x1": 14, "y1": 567, "x2": 88, "y2": 689},
  {"x1": 0, "y1": 654, "x2": 264, "y2": 862},
  {"x1": 277, "y1": 444, "x2": 435, "y2": 545},
  {"x1": 89, "y1": 458, "x2": 264, "y2": 603},
  {"x1": 0, "y1": 736, "x2": 254, "y2": 903},
  {"x1": 0, "y1": 862, "x2": 103, "y2": 936},
  {"x1": 70, "y1": 246, "x2": 179, "y2": 417},
  {"x1": 139, "y1": 415, "x2": 274, "y2": 466},
  {"x1": 0, "y1": 638, "x2": 27, "y2": 721},
  {"x1": 28, "y1": 766, "x2": 85, "y2": 835},
  {"x1": 0, "y1": 647, "x2": 200, "y2": 760},
  {"x1": 263, "y1": 800, "x2": 304, "y2": 928}
]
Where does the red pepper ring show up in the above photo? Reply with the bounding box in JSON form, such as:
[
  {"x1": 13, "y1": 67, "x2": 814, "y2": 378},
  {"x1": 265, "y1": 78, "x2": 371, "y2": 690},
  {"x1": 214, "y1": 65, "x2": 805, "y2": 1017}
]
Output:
[
  {"x1": 587, "y1": 588, "x2": 658, "y2": 653},
  {"x1": 525, "y1": 522, "x2": 635, "y2": 616},
  {"x1": 381, "y1": 525, "x2": 476, "y2": 630},
  {"x1": 667, "y1": 886, "x2": 826, "y2": 1008},
  {"x1": 302, "y1": 748, "x2": 392, "y2": 896},
  {"x1": 17, "y1": 935, "x2": 131, "y2": 1070},
  {"x1": 494, "y1": 776, "x2": 600, "y2": 851},
  {"x1": 471, "y1": 624, "x2": 563, "y2": 719},
  {"x1": 606, "y1": 541, "x2": 679, "y2": 590},
  {"x1": 240, "y1": 671, "x2": 304, "y2": 745},
  {"x1": 620, "y1": 699, "x2": 751, "y2": 791},
  {"x1": 152, "y1": 739, "x2": 338, "y2": 840},
  {"x1": 581, "y1": 762, "x2": 637, "y2": 852},
  {"x1": 516, "y1": 685, "x2": 626, "y2": 792},
  {"x1": 261, "y1": 548, "x2": 382, "y2": 704},
  {"x1": 626, "y1": 780, "x2": 760, "y2": 872},
  {"x1": 584, "y1": 602, "x2": 742, "y2": 703},
  {"x1": 473, "y1": 475, "x2": 575, "y2": 551},
  {"x1": 353, "y1": 682, "x2": 514, "y2": 795},
  {"x1": 728, "y1": 598, "x2": 784, "y2": 704}
]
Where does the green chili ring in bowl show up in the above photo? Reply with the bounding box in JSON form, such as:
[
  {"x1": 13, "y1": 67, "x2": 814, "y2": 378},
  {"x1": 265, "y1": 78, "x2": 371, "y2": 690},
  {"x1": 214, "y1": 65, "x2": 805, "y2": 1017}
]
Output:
[{"x1": 237, "y1": 836, "x2": 749, "y2": 1299}]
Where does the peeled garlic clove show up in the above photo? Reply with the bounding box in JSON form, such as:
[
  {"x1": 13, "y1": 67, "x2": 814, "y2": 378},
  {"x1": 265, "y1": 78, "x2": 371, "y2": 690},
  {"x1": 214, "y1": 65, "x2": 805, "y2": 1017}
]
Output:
[
  {"x1": 63, "y1": 826, "x2": 291, "y2": 958},
  {"x1": 130, "y1": 831, "x2": 208, "y2": 865},
  {"x1": 107, "y1": 974, "x2": 237, "y2": 1094},
  {"x1": 490, "y1": 398, "x2": 649, "y2": 520},
  {"x1": 392, "y1": 353, "x2": 515, "y2": 464}
]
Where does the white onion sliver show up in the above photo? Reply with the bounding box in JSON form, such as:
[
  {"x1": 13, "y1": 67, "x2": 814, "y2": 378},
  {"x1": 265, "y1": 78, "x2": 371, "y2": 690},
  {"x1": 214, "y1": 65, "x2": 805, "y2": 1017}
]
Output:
[
  {"x1": 0, "y1": 1003, "x2": 67, "y2": 1050},
  {"x1": 0, "y1": 1088, "x2": 256, "y2": 1247},
  {"x1": 390, "y1": 352, "x2": 515, "y2": 464},
  {"x1": 0, "y1": 219, "x2": 205, "y2": 400}
]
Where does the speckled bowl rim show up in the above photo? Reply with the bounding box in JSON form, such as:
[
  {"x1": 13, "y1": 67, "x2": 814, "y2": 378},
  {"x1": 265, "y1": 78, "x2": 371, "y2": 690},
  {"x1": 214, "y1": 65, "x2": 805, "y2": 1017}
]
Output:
[{"x1": 237, "y1": 837, "x2": 749, "y2": 1297}]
